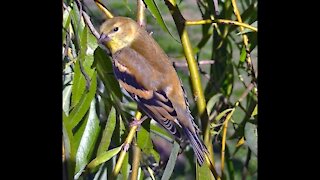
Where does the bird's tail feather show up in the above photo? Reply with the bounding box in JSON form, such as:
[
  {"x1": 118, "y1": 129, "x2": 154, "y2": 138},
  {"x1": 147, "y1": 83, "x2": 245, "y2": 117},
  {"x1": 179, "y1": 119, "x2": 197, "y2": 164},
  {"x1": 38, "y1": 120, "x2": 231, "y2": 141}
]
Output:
[{"x1": 183, "y1": 127, "x2": 208, "y2": 166}]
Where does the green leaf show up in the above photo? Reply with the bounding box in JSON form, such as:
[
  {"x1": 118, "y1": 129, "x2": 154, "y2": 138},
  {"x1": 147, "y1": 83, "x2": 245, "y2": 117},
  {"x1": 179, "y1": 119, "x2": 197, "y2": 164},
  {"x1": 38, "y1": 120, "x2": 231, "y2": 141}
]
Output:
[
  {"x1": 138, "y1": 167, "x2": 144, "y2": 180},
  {"x1": 63, "y1": 84, "x2": 72, "y2": 115},
  {"x1": 69, "y1": 1, "x2": 84, "y2": 52},
  {"x1": 70, "y1": 2, "x2": 84, "y2": 37},
  {"x1": 63, "y1": 112, "x2": 72, "y2": 161},
  {"x1": 212, "y1": 108, "x2": 234, "y2": 126},
  {"x1": 206, "y1": 93, "x2": 222, "y2": 115},
  {"x1": 94, "y1": 47, "x2": 122, "y2": 99},
  {"x1": 71, "y1": 26, "x2": 96, "y2": 107},
  {"x1": 150, "y1": 122, "x2": 173, "y2": 142},
  {"x1": 222, "y1": 62, "x2": 234, "y2": 97},
  {"x1": 196, "y1": 162, "x2": 213, "y2": 180},
  {"x1": 67, "y1": 72, "x2": 97, "y2": 128},
  {"x1": 251, "y1": 104, "x2": 257, "y2": 118},
  {"x1": 144, "y1": 0, "x2": 179, "y2": 42},
  {"x1": 244, "y1": 122, "x2": 257, "y2": 156},
  {"x1": 239, "y1": 46, "x2": 246, "y2": 63},
  {"x1": 74, "y1": 99, "x2": 101, "y2": 179},
  {"x1": 161, "y1": 141, "x2": 180, "y2": 180},
  {"x1": 137, "y1": 119, "x2": 160, "y2": 162},
  {"x1": 120, "y1": 153, "x2": 130, "y2": 180},
  {"x1": 71, "y1": 58, "x2": 86, "y2": 106},
  {"x1": 63, "y1": 6, "x2": 71, "y2": 39},
  {"x1": 97, "y1": 107, "x2": 117, "y2": 155},
  {"x1": 87, "y1": 146, "x2": 122, "y2": 170}
]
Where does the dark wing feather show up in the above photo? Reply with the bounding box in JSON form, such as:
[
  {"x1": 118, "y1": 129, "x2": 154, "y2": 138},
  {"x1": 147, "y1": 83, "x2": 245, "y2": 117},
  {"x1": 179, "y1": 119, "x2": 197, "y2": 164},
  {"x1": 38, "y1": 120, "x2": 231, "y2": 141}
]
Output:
[{"x1": 112, "y1": 60, "x2": 182, "y2": 139}]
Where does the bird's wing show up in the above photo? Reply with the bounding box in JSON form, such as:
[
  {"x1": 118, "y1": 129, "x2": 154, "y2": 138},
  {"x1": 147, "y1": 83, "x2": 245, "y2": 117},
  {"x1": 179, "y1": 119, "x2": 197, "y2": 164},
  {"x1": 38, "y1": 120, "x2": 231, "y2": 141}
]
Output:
[{"x1": 112, "y1": 48, "x2": 182, "y2": 139}]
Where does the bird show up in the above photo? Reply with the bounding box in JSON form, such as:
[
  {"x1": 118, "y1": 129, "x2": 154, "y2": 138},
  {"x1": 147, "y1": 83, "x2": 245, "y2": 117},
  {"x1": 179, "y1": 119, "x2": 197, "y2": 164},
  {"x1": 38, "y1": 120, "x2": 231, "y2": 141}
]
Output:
[{"x1": 98, "y1": 16, "x2": 208, "y2": 166}]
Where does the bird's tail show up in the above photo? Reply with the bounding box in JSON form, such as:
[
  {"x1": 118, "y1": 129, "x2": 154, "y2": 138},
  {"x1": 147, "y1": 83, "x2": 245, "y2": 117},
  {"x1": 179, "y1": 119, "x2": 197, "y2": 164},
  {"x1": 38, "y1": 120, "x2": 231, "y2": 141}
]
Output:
[{"x1": 183, "y1": 127, "x2": 209, "y2": 166}]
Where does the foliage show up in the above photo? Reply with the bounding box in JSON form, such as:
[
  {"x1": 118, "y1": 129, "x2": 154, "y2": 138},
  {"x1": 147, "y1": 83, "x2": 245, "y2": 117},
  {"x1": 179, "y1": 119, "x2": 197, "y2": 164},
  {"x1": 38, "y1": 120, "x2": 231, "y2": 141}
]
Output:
[{"x1": 62, "y1": 0, "x2": 257, "y2": 179}]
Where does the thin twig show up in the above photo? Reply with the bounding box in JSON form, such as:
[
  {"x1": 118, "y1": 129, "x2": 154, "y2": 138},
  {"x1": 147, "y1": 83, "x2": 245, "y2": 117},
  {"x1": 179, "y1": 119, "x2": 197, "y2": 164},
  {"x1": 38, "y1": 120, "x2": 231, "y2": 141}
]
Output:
[
  {"x1": 220, "y1": 82, "x2": 254, "y2": 177},
  {"x1": 63, "y1": 28, "x2": 71, "y2": 60},
  {"x1": 137, "y1": 0, "x2": 146, "y2": 27},
  {"x1": 82, "y1": 11, "x2": 100, "y2": 39},
  {"x1": 164, "y1": 0, "x2": 220, "y2": 179},
  {"x1": 231, "y1": 0, "x2": 257, "y2": 89},
  {"x1": 186, "y1": 19, "x2": 257, "y2": 32},
  {"x1": 213, "y1": 0, "x2": 220, "y2": 15},
  {"x1": 172, "y1": 60, "x2": 215, "y2": 67},
  {"x1": 220, "y1": 108, "x2": 235, "y2": 178}
]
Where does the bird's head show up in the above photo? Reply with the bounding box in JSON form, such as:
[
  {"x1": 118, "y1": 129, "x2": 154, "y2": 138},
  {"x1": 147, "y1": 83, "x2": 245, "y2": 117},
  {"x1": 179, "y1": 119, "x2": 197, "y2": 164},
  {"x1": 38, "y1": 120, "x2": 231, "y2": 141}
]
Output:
[{"x1": 98, "y1": 17, "x2": 139, "y2": 54}]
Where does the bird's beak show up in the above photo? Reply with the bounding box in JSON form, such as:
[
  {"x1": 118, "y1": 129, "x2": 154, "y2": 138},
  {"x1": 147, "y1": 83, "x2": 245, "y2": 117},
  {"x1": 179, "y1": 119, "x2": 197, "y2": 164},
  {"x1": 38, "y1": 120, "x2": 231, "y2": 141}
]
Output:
[{"x1": 98, "y1": 33, "x2": 111, "y2": 45}]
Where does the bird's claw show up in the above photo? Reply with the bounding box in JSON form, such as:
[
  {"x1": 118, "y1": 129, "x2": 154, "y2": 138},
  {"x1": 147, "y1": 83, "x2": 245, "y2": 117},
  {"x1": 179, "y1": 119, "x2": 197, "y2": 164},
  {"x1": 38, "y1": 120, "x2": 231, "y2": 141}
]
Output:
[{"x1": 123, "y1": 143, "x2": 130, "y2": 152}]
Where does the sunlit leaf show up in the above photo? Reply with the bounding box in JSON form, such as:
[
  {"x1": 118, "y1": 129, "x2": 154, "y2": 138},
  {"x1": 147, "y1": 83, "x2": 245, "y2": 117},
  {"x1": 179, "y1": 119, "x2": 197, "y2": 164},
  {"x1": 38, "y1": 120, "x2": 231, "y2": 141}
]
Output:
[
  {"x1": 71, "y1": 26, "x2": 96, "y2": 107},
  {"x1": 68, "y1": 72, "x2": 97, "y2": 128},
  {"x1": 147, "y1": 166, "x2": 156, "y2": 180},
  {"x1": 87, "y1": 146, "x2": 122, "y2": 170},
  {"x1": 251, "y1": 104, "x2": 257, "y2": 118},
  {"x1": 74, "y1": 99, "x2": 101, "y2": 179},
  {"x1": 239, "y1": 49, "x2": 247, "y2": 70},
  {"x1": 63, "y1": 85, "x2": 72, "y2": 115},
  {"x1": 236, "y1": 137, "x2": 245, "y2": 147},
  {"x1": 97, "y1": 107, "x2": 117, "y2": 155}
]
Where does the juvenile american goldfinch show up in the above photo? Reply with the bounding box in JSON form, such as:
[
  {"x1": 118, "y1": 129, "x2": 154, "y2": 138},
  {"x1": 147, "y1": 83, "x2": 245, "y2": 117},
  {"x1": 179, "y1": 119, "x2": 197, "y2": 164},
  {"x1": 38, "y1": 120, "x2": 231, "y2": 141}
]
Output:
[{"x1": 98, "y1": 17, "x2": 208, "y2": 165}]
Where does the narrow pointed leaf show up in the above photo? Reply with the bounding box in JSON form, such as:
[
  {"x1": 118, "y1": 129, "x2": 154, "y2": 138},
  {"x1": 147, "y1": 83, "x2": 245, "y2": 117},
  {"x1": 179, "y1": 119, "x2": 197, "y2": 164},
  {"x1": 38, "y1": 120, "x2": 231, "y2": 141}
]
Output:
[
  {"x1": 97, "y1": 107, "x2": 117, "y2": 155},
  {"x1": 144, "y1": 0, "x2": 179, "y2": 42},
  {"x1": 94, "y1": 47, "x2": 122, "y2": 99},
  {"x1": 211, "y1": 108, "x2": 234, "y2": 127},
  {"x1": 120, "y1": 153, "x2": 129, "y2": 180},
  {"x1": 74, "y1": 99, "x2": 102, "y2": 178},
  {"x1": 87, "y1": 146, "x2": 122, "y2": 170},
  {"x1": 137, "y1": 119, "x2": 160, "y2": 162},
  {"x1": 72, "y1": 26, "x2": 96, "y2": 107},
  {"x1": 68, "y1": 72, "x2": 97, "y2": 128},
  {"x1": 244, "y1": 122, "x2": 257, "y2": 156},
  {"x1": 150, "y1": 122, "x2": 173, "y2": 142},
  {"x1": 206, "y1": 93, "x2": 222, "y2": 115},
  {"x1": 63, "y1": 85, "x2": 72, "y2": 115},
  {"x1": 161, "y1": 141, "x2": 180, "y2": 180}
]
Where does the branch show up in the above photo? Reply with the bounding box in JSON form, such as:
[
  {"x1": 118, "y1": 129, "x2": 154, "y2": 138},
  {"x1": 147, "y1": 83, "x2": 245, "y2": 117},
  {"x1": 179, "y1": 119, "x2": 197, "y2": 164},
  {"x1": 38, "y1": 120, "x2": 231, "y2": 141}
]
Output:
[
  {"x1": 110, "y1": 112, "x2": 144, "y2": 179},
  {"x1": 131, "y1": 141, "x2": 141, "y2": 180},
  {"x1": 231, "y1": 0, "x2": 257, "y2": 90},
  {"x1": 220, "y1": 83, "x2": 253, "y2": 177},
  {"x1": 186, "y1": 19, "x2": 257, "y2": 32},
  {"x1": 164, "y1": 0, "x2": 219, "y2": 179},
  {"x1": 172, "y1": 59, "x2": 215, "y2": 67},
  {"x1": 82, "y1": 11, "x2": 100, "y2": 39},
  {"x1": 137, "y1": 0, "x2": 146, "y2": 27}
]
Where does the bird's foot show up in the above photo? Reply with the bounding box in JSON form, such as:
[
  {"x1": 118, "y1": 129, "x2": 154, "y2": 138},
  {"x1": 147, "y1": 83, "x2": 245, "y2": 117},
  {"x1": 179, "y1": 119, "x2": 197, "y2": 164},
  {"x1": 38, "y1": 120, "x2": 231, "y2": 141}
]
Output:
[
  {"x1": 129, "y1": 116, "x2": 148, "y2": 131},
  {"x1": 123, "y1": 143, "x2": 130, "y2": 152}
]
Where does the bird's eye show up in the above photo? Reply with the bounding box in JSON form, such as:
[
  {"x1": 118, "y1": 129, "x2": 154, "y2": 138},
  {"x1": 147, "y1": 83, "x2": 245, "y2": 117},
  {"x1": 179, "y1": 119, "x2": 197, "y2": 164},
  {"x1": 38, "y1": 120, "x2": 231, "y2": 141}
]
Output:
[{"x1": 113, "y1": 27, "x2": 119, "y2": 32}]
